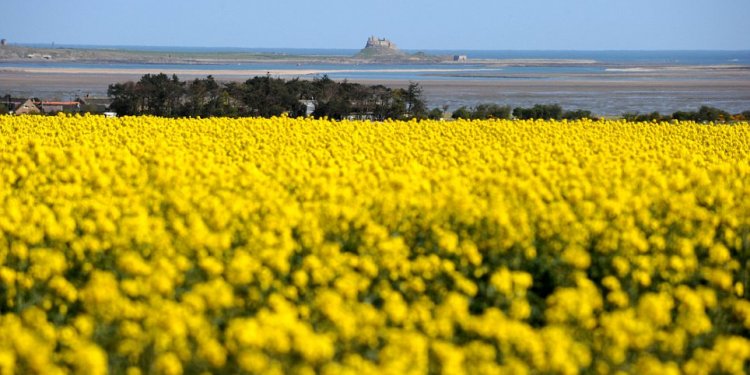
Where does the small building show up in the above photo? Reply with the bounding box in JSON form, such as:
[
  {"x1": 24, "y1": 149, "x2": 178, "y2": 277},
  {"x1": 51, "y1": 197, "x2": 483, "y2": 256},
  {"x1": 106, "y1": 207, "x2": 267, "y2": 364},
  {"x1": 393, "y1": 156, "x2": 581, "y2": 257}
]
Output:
[
  {"x1": 41, "y1": 101, "x2": 80, "y2": 114},
  {"x1": 77, "y1": 96, "x2": 113, "y2": 113},
  {"x1": 453, "y1": 55, "x2": 468, "y2": 62},
  {"x1": 0, "y1": 39, "x2": 6, "y2": 46},
  {"x1": 41, "y1": 104, "x2": 63, "y2": 113},
  {"x1": 13, "y1": 99, "x2": 41, "y2": 115}
]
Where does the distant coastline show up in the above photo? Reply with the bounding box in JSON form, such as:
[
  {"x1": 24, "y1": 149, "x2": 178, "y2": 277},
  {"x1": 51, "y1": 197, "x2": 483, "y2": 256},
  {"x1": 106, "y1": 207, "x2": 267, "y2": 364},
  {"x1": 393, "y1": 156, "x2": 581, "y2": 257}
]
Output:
[
  {"x1": 3, "y1": 44, "x2": 750, "y2": 66},
  {"x1": 0, "y1": 45, "x2": 602, "y2": 66},
  {"x1": 0, "y1": 43, "x2": 452, "y2": 65},
  {"x1": 2, "y1": 45, "x2": 750, "y2": 115}
]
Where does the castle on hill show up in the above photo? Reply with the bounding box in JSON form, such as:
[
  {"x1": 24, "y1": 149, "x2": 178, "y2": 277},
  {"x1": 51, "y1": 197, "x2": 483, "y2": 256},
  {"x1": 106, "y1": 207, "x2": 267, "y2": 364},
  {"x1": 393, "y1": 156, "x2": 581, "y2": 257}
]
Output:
[
  {"x1": 356, "y1": 36, "x2": 444, "y2": 62},
  {"x1": 356, "y1": 36, "x2": 406, "y2": 59},
  {"x1": 365, "y1": 36, "x2": 396, "y2": 49}
]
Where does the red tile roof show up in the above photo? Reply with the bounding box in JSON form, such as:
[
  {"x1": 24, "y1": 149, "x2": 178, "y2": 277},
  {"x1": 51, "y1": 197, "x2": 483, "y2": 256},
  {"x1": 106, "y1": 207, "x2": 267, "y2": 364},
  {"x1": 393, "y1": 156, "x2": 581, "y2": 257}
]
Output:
[{"x1": 41, "y1": 101, "x2": 79, "y2": 106}]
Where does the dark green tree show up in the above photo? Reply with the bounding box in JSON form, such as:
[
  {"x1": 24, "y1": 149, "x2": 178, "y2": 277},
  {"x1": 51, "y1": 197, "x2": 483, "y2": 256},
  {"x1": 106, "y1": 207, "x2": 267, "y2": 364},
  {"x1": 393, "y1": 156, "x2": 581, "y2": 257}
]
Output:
[
  {"x1": 695, "y1": 105, "x2": 730, "y2": 122},
  {"x1": 405, "y1": 82, "x2": 427, "y2": 118},
  {"x1": 108, "y1": 81, "x2": 140, "y2": 116},
  {"x1": 314, "y1": 97, "x2": 351, "y2": 120},
  {"x1": 562, "y1": 109, "x2": 595, "y2": 120},
  {"x1": 452, "y1": 106, "x2": 472, "y2": 119},
  {"x1": 427, "y1": 108, "x2": 444, "y2": 120},
  {"x1": 671, "y1": 111, "x2": 695, "y2": 121},
  {"x1": 382, "y1": 88, "x2": 407, "y2": 120},
  {"x1": 473, "y1": 104, "x2": 511, "y2": 119},
  {"x1": 183, "y1": 75, "x2": 222, "y2": 117},
  {"x1": 513, "y1": 104, "x2": 563, "y2": 120},
  {"x1": 136, "y1": 73, "x2": 185, "y2": 116}
]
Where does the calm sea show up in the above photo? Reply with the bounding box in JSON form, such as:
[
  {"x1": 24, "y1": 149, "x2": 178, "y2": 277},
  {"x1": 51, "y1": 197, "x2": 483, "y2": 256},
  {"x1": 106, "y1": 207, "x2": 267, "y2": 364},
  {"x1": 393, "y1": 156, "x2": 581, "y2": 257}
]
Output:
[{"x1": 15, "y1": 44, "x2": 750, "y2": 64}]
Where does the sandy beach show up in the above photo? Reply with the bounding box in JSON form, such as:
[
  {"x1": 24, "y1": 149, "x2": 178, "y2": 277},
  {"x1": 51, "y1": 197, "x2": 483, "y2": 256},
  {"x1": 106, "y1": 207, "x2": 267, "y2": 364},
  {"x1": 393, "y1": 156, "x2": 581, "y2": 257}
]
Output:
[{"x1": 1, "y1": 66, "x2": 521, "y2": 77}]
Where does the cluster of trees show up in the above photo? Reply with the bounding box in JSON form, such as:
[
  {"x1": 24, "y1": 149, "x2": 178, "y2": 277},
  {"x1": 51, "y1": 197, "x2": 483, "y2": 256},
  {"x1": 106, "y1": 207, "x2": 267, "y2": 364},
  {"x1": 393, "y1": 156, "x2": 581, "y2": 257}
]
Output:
[
  {"x1": 451, "y1": 104, "x2": 595, "y2": 121},
  {"x1": 513, "y1": 105, "x2": 595, "y2": 120},
  {"x1": 623, "y1": 106, "x2": 750, "y2": 123},
  {"x1": 450, "y1": 103, "x2": 750, "y2": 122},
  {"x1": 108, "y1": 73, "x2": 434, "y2": 120},
  {"x1": 451, "y1": 104, "x2": 511, "y2": 120}
]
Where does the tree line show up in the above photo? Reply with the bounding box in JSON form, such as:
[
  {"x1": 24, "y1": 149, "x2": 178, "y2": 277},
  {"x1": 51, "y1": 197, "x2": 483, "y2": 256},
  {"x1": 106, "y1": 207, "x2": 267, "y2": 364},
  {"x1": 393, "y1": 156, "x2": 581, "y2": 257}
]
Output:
[
  {"x1": 451, "y1": 103, "x2": 750, "y2": 122},
  {"x1": 4, "y1": 73, "x2": 749, "y2": 122},
  {"x1": 622, "y1": 106, "x2": 746, "y2": 123},
  {"x1": 451, "y1": 104, "x2": 595, "y2": 121},
  {"x1": 107, "y1": 73, "x2": 434, "y2": 120}
]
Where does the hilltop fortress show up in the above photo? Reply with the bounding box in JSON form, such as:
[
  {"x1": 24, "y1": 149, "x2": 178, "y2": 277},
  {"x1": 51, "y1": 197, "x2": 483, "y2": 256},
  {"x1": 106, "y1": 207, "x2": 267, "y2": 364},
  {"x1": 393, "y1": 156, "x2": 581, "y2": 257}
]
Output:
[
  {"x1": 354, "y1": 36, "x2": 450, "y2": 63},
  {"x1": 365, "y1": 36, "x2": 397, "y2": 49},
  {"x1": 355, "y1": 36, "x2": 408, "y2": 60}
]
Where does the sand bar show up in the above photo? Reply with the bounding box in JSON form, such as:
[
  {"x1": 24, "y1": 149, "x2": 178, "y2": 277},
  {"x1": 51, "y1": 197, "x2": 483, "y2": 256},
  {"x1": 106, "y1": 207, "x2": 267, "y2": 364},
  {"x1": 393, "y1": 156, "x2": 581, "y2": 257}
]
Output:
[{"x1": 0, "y1": 66, "x2": 516, "y2": 77}]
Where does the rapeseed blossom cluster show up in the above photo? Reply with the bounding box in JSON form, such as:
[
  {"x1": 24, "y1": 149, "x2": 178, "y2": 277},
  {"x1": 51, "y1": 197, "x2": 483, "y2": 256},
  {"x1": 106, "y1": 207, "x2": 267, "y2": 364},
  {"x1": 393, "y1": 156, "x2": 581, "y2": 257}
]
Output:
[{"x1": 0, "y1": 114, "x2": 749, "y2": 374}]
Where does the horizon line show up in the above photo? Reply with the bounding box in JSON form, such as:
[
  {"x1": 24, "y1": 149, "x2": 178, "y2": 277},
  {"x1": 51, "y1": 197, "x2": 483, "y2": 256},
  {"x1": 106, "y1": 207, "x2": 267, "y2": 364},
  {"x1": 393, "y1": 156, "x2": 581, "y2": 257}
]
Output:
[{"x1": 6, "y1": 42, "x2": 750, "y2": 53}]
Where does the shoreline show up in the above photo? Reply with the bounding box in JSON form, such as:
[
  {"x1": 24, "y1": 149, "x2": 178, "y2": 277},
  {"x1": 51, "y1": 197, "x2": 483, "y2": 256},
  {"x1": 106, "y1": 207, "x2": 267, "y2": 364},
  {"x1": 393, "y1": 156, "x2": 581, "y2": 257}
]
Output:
[
  {"x1": 0, "y1": 66, "x2": 524, "y2": 77},
  {"x1": 3, "y1": 67, "x2": 749, "y2": 85},
  {"x1": 3, "y1": 65, "x2": 750, "y2": 83},
  {"x1": 0, "y1": 45, "x2": 615, "y2": 66}
]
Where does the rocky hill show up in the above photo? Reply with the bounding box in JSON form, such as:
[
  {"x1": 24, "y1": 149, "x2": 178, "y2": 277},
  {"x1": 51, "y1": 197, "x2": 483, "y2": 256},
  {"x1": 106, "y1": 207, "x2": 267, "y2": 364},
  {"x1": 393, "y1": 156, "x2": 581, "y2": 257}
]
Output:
[
  {"x1": 353, "y1": 36, "x2": 448, "y2": 63},
  {"x1": 354, "y1": 36, "x2": 407, "y2": 59}
]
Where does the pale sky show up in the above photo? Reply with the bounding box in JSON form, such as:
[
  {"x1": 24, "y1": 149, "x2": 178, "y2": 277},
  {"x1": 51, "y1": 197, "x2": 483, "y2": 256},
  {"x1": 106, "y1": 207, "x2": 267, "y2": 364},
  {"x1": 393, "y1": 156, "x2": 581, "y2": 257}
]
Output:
[{"x1": 1, "y1": 0, "x2": 748, "y2": 50}]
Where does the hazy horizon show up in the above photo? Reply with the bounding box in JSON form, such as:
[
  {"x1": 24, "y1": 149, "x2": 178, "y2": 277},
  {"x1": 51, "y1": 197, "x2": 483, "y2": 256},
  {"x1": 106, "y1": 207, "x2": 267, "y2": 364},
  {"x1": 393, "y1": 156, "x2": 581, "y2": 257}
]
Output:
[
  {"x1": 7, "y1": 42, "x2": 750, "y2": 53},
  {"x1": 1, "y1": 0, "x2": 749, "y2": 51}
]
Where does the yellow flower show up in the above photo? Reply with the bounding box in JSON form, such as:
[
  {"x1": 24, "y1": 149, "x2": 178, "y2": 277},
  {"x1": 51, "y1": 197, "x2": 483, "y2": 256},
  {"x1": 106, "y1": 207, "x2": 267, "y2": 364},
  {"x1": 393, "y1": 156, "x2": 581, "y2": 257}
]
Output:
[
  {"x1": 67, "y1": 343, "x2": 107, "y2": 375},
  {"x1": 154, "y1": 353, "x2": 182, "y2": 375},
  {"x1": 1, "y1": 115, "x2": 749, "y2": 374}
]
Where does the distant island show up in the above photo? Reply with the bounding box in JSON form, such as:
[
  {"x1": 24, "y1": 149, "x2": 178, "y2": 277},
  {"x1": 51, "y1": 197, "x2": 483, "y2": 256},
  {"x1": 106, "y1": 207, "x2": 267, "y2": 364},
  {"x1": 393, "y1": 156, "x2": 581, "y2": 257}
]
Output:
[
  {"x1": 356, "y1": 36, "x2": 405, "y2": 58},
  {"x1": 354, "y1": 36, "x2": 446, "y2": 63}
]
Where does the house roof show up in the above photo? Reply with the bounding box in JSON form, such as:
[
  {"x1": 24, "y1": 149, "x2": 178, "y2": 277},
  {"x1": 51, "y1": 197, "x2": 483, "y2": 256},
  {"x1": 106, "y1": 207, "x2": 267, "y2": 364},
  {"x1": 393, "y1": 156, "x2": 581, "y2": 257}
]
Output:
[
  {"x1": 42, "y1": 101, "x2": 79, "y2": 106},
  {"x1": 13, "y1": 98, "x2": 41, "y2": 114}
]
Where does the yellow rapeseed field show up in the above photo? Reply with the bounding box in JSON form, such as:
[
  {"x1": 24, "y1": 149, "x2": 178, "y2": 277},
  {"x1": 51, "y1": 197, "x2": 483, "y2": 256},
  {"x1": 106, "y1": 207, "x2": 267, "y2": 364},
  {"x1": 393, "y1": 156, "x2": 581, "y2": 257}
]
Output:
[{"x1": 1, "y1": 114, "x2": 749, "y2": 375}]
